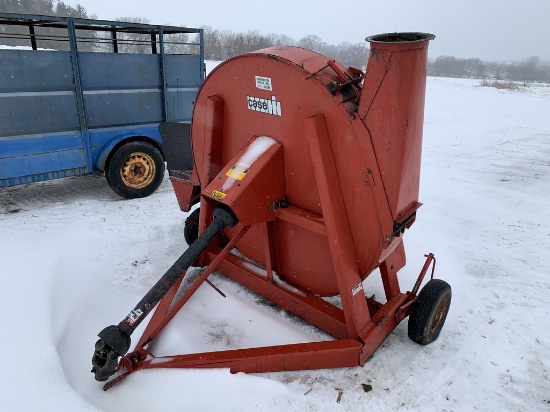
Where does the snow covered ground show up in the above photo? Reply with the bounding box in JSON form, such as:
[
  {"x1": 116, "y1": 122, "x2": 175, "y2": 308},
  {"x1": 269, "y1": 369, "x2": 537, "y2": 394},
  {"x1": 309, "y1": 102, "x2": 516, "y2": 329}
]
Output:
[{"x1": 1, "y1": 76, "x2": 549, "y2": 411}]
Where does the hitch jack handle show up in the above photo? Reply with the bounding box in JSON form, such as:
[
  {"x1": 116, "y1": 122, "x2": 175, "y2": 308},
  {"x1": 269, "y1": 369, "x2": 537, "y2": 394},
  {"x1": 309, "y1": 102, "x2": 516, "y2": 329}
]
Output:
[
  {"x1": 412, "y1": 253, "x2": 436, "y2": 295},
  {"x1": 395, "y1": 253, "x2": 437, "y2": 323},
  {"x1": 91, "y1": 205, "x2": 238, "y2": 381}
]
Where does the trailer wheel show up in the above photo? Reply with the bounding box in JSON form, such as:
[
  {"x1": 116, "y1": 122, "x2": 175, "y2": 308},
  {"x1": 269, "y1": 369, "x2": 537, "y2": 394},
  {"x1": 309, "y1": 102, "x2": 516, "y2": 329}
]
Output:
[
  {"x1": 184, "y1": 208, "x2": 200, "y2": 245},
  {"x1": 408, "y1": 279, "x2": 452, "y2": 345},
  {"x1": 106, "y1": 141, "x2": 165, "y2": 199}
]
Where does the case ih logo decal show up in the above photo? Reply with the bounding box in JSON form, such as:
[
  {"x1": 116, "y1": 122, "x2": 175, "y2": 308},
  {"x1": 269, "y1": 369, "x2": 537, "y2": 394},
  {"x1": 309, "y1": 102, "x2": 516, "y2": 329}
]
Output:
[{"x1": 247, "y1": 95, "x2": 282, "y2": 116}]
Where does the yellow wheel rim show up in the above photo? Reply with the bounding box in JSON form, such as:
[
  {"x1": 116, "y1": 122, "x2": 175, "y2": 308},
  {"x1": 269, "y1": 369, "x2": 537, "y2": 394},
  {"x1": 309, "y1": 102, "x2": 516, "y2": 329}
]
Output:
[
  {"x1": 431, "y1": 297, "x2": 449, "y2": 334},
  {"x1": 119, "y1": 151, "x2": 156, "y2": 189}
]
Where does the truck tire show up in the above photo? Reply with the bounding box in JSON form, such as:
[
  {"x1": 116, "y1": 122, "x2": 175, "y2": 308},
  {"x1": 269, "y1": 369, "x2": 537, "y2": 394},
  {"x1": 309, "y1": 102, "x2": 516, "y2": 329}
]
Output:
[
  {"x1": 106, "y1": 141, "x2": 165, "y2": 199},
  {"x1": 408, "y1": 279, "x2": 452, "y2": 345}
]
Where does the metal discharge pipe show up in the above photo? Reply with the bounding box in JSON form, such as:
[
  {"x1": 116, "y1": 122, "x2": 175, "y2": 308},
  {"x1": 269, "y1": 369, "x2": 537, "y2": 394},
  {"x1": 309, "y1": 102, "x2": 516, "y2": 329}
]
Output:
[
  {"x1": 91, "y1": 205, "x2": 238, "y2": 381},
  {"x1": 359, "y1": 32, "x2": 435, "y2": 221}
]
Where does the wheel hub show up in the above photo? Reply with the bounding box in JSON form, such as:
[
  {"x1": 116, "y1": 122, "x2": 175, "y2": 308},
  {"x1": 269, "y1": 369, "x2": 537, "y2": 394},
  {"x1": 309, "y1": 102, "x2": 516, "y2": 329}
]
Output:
[{"x1": 430, "y1": 297, "x2": 449, "y2": 333}]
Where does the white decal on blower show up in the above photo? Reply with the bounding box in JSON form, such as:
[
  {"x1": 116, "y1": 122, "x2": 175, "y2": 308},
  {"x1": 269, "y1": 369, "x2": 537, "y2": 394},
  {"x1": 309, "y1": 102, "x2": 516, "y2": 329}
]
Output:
[
  {"x1": 126, "y1": 308, "x2": 143, "y2": 325},
  {"x1": 255, "y1": 76, "x2": 272, "y2": 91}
]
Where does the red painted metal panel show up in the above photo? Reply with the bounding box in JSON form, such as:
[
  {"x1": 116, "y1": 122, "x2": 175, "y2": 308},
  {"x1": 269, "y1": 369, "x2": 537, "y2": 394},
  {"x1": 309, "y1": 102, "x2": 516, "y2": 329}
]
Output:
[
  {"x1": 359, "y1": 34, "x2": 434, "y2": 220},
  {"x1": 140, "y1": 340, "x2": 363, "y2": 373},
  {"x1": 192, "y1": 48, "x2": 387, "y2": 293},
  {"x1": 169, "y1": 176, "x2": 197, "y2": 212}
]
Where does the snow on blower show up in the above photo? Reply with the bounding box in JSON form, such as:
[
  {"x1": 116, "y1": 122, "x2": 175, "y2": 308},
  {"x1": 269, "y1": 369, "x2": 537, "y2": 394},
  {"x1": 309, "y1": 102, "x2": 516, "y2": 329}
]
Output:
[{"x1": 91, "y1": 32, "x2": 452, "y2": 389}]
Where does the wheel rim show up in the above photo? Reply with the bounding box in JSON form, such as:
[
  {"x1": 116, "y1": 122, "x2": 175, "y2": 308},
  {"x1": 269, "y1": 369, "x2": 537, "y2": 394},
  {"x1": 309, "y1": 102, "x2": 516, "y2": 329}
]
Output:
[
  {"x1": 430, "y1": 296, "x2": 450, "y2": 334},
  {"x1": 119, "y1": 151, "x2": 156, "y2": 189}
]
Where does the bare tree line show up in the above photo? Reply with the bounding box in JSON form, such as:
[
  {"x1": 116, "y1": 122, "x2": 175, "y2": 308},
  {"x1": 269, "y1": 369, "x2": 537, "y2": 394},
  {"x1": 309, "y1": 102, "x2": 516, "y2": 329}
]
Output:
[
  {"x1": 201, "y1": 27, "x2": 370, "y2": 69},
  {"x1": 0, "y1": 0, "x2": 87, "y2": 17},
  {"x1": 0, "y1": 1, "x2": 370, "y2": 66},
  {"x1": 2, "y1": 1, "x2": 549, "y2": 82},
  {"x1": 0, "y1": 3, "x2": 194, "y2": 54},
  {"x1": 201, "y1": 27, "x2": 550, "y2": 84},
  {"x1": 429, "y1": 55, "x2": 550, "y2": 84},
  {"x1": 0, "y1": 0, "x2": 97, "y2": 50}
]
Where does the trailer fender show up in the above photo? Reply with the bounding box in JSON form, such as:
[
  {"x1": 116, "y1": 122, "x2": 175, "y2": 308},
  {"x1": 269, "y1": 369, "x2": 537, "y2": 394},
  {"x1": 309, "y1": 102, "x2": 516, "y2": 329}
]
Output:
[{"x1": 95, "y1": 133, "x2": 164, "y2": 172}]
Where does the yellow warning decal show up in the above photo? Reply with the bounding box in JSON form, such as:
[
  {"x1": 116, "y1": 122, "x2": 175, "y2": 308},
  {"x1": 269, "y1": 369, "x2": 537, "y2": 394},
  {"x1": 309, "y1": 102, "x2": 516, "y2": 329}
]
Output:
[
  {"x1": 210, "y1": 190, "x2": 226, "y2": 200},
  {"x1": 226, "y1": 165, "x2": 248, "y2": 180}
]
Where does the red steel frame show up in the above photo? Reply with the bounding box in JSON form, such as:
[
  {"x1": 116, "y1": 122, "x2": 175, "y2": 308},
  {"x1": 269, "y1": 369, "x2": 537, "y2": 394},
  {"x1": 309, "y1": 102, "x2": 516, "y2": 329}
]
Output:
[
  {"x1": 103, "y1": 109, "x2": 437, "y2": 391},
  {"x1": 102, "y1": 33, "x2": 438, "y2": 390}
]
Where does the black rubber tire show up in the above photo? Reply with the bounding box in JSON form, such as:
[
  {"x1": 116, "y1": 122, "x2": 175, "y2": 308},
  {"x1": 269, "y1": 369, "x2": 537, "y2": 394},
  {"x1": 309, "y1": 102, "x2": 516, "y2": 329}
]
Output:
[
  {"x1": 184, "y1": 208, "x2": 200, "y2": 246},
  {"x1": 408, "y1": 279, "x2": 452, "y2": 345},
  {"x1": 105, "y1": 141, "x2": 165, "y2": 199}
]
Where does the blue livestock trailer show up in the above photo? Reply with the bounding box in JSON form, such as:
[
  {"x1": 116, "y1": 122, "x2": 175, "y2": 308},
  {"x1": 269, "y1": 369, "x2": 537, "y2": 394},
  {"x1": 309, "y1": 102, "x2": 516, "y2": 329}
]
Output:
[{"x1": 0, "y1": 13, "x2": 204, "y2": 198}]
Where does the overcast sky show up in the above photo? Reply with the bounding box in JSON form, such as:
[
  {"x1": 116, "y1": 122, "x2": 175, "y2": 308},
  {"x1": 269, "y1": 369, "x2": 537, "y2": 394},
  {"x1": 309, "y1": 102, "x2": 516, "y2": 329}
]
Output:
[{"x1": 62, "y1": 0, "x2": 549, "y2": 62}]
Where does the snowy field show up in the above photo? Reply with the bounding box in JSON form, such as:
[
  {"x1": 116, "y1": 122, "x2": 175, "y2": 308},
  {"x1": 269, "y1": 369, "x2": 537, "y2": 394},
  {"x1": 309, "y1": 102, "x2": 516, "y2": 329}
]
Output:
[{"x1": 1, "y1": 76, "x2": 549, "y2": 411}]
